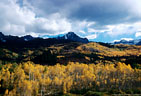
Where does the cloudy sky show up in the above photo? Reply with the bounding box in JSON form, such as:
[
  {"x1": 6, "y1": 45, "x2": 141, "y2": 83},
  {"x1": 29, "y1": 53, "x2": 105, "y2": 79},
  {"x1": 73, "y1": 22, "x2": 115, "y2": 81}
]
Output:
[{"x1": 0, "y1": 0, "x2": 141, "y2": 42}]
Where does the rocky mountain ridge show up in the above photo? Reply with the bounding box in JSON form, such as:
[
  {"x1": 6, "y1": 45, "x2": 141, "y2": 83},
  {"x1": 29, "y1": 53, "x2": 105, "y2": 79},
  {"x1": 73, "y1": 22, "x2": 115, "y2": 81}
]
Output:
[{"x1": 114, "y1": 39, "x2": 141, "y2": 45}]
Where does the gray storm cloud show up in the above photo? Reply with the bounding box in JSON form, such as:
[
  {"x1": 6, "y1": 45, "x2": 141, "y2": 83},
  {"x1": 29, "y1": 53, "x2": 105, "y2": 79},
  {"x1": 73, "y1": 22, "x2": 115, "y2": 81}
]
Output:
[{"x1": 0, "y1": 0, "x2": 141, "y2": 39}]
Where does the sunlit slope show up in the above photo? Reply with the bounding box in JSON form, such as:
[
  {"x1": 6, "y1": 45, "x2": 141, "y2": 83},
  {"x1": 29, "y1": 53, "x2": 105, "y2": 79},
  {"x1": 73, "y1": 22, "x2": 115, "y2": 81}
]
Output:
[
  {"x1": 0, "y1": 42, "x2": 141, "y2": 68},
  {"x1": 48, "y1": 42, "x2": 141, "y2": 68},
  {"x1": 77, "y1": 42, "x2": 141, "y2": 56}
]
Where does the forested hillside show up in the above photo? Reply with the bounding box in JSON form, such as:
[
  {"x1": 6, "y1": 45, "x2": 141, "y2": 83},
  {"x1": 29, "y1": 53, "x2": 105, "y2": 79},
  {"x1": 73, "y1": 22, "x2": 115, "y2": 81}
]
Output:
[
  {"x1": 1, "y1": 42, "x2": 140, "y2": 68},
  {"x1": 0, "y1": 42, "x2": 141, "y2": 96}
]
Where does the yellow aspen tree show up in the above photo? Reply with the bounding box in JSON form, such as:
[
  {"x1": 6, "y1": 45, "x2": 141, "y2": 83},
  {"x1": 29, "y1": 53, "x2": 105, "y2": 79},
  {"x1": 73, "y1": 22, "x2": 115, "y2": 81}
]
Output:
[
  {"x1": 63, "y1": 82, "x2": 67, "y2": 94},
  {"x1": 4, "y1": 89, "x2": 9, "y2": 96}
]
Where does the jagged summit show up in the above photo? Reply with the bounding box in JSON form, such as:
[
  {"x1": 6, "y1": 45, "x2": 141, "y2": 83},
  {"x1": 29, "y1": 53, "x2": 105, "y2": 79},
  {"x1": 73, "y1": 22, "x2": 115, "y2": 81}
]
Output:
[
  {"x1": 0, "y1": 32, "x2": 6, "y2": 42},
  {"x1": 58, "y1": 32, "x2": 89, "y2": 43},
  {"x1": 65, "y1": 32, "x2": 79, "y2": 39},
  {"x1": 0, "y1": 32, "x2": 4, "y2": 38},
  {"x1": 21, "y1": 35, "x2": 34, "y2": 41},
  {"x1": 67, "y1": 32, "x2": 76, "y2": 35}
]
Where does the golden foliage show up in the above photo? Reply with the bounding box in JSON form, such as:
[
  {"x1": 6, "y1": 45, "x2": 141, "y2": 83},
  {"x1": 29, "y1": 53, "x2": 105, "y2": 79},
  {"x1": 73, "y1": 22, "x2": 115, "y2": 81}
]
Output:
[{"x1": 0, "y1": 62, "x2": 140, "y2": 95}]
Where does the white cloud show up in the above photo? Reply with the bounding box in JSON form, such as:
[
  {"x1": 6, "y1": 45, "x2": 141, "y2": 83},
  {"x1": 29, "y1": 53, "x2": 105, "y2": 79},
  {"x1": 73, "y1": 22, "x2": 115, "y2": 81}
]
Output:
[
  {"x1": 121, "y1": 38, "x2": 133, "y2": 41},
  {"x1": 71, "y1": 20, "x2": 97, "y2": 35},
  {"x1": 135, "y1": 32, "x2": 141, "y2": 37},
  {"x1": 113, "y1": 38, "x2": 133, "y2": 42},
  {"x1": 105, "y1": 21, "x2": 141, "y2": 37},
  {"x1": 106, "y1": 22, "x2": 141, "y2": 37},
  {"x1": 26, "y1": 14, "x2": 72, "y2": 35},
  {"x1": 87, "y1": 22, "x2": 96, "y2": 27},
  {"x1": 0, "y1": 0, "x2": 98, "y2": 37},
  {"x1": 0, "y1": 0, "x2": 72, "y2": 36},
  {"x1": 113, "y1": 40, "x2": 120, "y2": 42},
  {"x1": 86, "y1": 34, "x2": 97, "y2": 40},
  {"x1": 88, "y1": 28, "x2": 97, "y2": 33},
  {"x1": 107, "y1": 24, "x2": 136, "y2": 36},
  {"x1": 126, "y1": 0, "x2": 141, "y2": 17},
  {"x1": 79, "y1": 30, "x2": 86, "y2": 34},
  {"x1": 0, "y1": 0, "x2": 32, "y2": 36},
  {"x1": 88, "y1": 28, "x2": 106, "y2": 33}
]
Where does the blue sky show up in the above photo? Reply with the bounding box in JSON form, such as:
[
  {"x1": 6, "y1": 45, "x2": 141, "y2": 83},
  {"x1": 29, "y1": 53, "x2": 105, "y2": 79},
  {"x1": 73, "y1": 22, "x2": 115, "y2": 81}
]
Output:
[{"x1": 0, "y1": 0, "x2": 141, "y2": 42}]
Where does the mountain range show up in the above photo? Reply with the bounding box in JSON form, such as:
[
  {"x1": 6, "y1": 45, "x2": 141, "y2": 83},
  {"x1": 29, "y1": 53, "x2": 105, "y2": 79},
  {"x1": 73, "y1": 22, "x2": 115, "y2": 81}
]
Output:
[
  {"x1": 0, "y1": 32, "x2": 90, "y2": 50},
  {"x1": 0, "y1": 32, "x2": 88, "y2": 43},
  {"x1": 57, "y1": 32, "x2": 89, "y2": 43},
  {"x1": 114, "y1": 39, "x2": 141, "y2": 45},
  {"x1": 0, "y1": 32, "x2": 141, "y2": 46}
]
